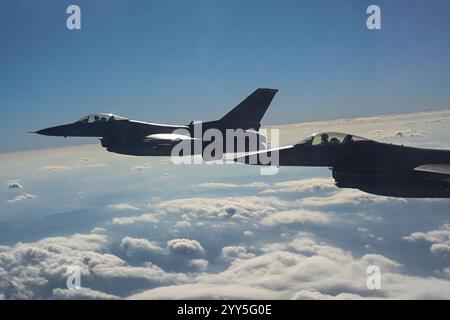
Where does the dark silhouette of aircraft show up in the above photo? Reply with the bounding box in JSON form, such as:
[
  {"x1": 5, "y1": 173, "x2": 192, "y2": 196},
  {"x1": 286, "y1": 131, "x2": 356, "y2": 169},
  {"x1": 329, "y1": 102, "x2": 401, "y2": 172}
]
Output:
[
  {"x1": 236, "y1": 132, "x2": 450, "y2": 198},
  {"x1": 34, "y1": 88, "x2": 278, "y2": 156}
]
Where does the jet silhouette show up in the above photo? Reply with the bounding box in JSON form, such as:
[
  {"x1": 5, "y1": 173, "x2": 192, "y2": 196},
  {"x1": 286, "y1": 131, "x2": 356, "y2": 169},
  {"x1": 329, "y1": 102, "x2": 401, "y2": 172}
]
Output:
[
  {"x1": 34, "y1": 88, "x2": 278, "y2": 157},
  {"x1": 236, "y1": 132, "x2": 450, "y2": 198}
]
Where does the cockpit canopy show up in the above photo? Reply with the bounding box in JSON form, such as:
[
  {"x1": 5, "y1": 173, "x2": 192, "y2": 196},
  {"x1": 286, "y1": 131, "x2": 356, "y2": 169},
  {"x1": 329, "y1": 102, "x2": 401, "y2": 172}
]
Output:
[
  {"x1": 297, "y1": 132, "x2": 369, "y2": 146},
  {"x1": 77, "y1": 113, "x2": 128, "y2": 124}
]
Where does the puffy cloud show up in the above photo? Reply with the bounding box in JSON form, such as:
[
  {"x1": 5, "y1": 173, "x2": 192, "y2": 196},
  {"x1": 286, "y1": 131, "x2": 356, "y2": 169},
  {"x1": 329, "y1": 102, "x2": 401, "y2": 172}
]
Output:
[
  {"x1": 0, "y1": 233, "x2": 188, "y2": 299},
  {"x1": 7, "y1": 192, "x2": 37, "y2": 203},
  {"x1": 243, "y1": 182, "x2": 270, "y2": 188},
  {"x1": 6, "y1": 180, "x2": 23, "y2": 189},
  {"x1": 261, "y1": 178, "x2": 335, "y2": 194},
  {"x1": 243, "y1": 231, "x2": 254, "y2": 238},
  {"x1": 430, "y1": 244, "x2": 450, "y2": 256},
  {"x1": 292, "y1": 290, "x2": 363, "y2": 300},
  {"x1": 52, "y1": 287, "x2": 118, "y2": 300},
  {"x1": 297, "y1": 189, "x2": 407, "y2": 207},
  {"x1": 112, "y1": 213, "x2": 159, "y2": 225},
  {"x1": 128, "y1": 284, "x2": 276, "y2": 300},
  {"x1": 174, "y1": 220, "x2": 191, "y2": 229},
  {"x1": 260, "y1": 209, "x2": 332, "y2": 226},
  {"x1": 106, "y1": 203, "x2": 140, "y2": 211},
  {"x1": 128, "y1": 227, "x2": 448, "y2": 300},
  {"x1": 155, "y1": 196, "x2": 290, "y2": 220},
  {"x1": 34, "y1": 233, "x2": 109, "y2": 252},
  {"x1": 220, "y1": 246, "x2": 255, "y2": 263},
  {"x1": 91, "y1": 264, "x2": 187, "y2": 285},
  {"x1": 42, "y1": 163, "x2": 107, "y2": 172},
  {"x1": 404, "y1": 224, "x2": 450, "y2": 256},
  {"x1": 167, "y1": 239, "x2": 204, "y2": 256},
  {"x1": 0, "y1": 233, "x2": 109, "y2": 299},
  {"x1": 136, "y1": 234, "x2": 447, "y2": 300},
  {"x1": 120, "y1": 237, "x2": 164, "y2": 256},
  {"x1": 188, "y1": 259, "x2": 209, "y2": 272}
]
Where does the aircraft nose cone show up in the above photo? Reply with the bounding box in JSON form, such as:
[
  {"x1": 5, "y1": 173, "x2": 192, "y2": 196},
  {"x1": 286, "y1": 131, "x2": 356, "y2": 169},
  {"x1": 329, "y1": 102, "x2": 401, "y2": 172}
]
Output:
[
  {"x1": 34, "y1": 125, "x2": 69, "y2": 136},
  {"x1": 35, "y1": 128, "x2": 49, "y2": 135},
  {"x1": 35, "y1": 127, "x2": 56, "y2": 136}
]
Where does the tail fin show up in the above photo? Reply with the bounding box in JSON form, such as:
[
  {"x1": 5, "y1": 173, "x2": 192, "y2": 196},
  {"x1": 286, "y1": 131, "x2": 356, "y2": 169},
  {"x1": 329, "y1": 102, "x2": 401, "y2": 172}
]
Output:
[{"x1": 219, "y1": 88, "x2": 278, "y2": 130}]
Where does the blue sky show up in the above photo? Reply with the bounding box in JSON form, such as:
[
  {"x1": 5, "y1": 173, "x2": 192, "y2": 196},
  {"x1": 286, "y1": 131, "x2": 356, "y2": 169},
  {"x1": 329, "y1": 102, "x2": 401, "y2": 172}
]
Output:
[{"x1": 0, "y1": 0, "x2": 449, "y2": 152}]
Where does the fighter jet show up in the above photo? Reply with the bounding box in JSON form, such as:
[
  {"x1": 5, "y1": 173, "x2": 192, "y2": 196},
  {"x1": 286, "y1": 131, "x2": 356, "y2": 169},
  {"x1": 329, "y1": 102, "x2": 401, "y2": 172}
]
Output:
[
  {"x1": 34, "y1": 88, "x2": 278, "y2": 157},
  {"x1": 236, "y1": 132, "x2": 450, "y2": 198}
]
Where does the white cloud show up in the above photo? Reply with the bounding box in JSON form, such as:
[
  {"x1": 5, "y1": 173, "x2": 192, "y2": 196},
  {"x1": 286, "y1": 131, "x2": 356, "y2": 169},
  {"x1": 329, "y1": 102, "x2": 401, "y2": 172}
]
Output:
[
  {"x1": 174, "y1": 220, "x2": 191, "y2": 229},
  {"x1": 42, "y1": 163, "x2": 107, "y2": 172},
  {"x1": 243, "y1": 182, "x2": 270, "y2": 188},
  {"x1": 430, "y1": 244, "x2": 450, "y2": 256},
  {"x1": 167, "y1": 239, "x2": 204, "y2": 256},
  {"x1": 133, "y1": 234, "x2": 448, "y2": 300},
  {"x1": 261, "y1": 178, "x2": 335, "y2": 194},
  {"x1": 188, "y1": 259, "x2": 209, "y2": 272},
  {"x1": 404, "y1": 224, "x2": 450, "y2": 256},
  {"x1": 220, "y1": 246, "x2": 255, "y2": 263},
  {"x1": 297, "y1": 189, "x2": 407, "y2": 207},
  {"x1": 155, "y1": 196, "x2": 290, "y2": 220},
  {"x1": 52, "y1": 287, "x2": 119, "y2": 300},
  {"x1": 292, "y1": 290, "x2": 363, "y2": 300},
  {"x1": 112, "y1": 213, "x2": 159, "y2": 225},
  {"x1": 260, "y1": 209, "x2": 332, "y2": 226},
  {"x1": 106, "y1": 203, "x2": 140, "y2": 211},
  {"x1": 6, "y1": 180, "x2": 23, "y2": 189},
  {"x1": 0, "y1": 232, "x2": 188, "y2": 299},
  {"x1": 91, "y1": 264, "x2": 188, "y2": 285},
  {"x1": 7, "y1": 192, "x2": 37, "y2": 203},
  {"x1": 120, "y1": 237, "x2": 164, "y2": 256},
  {"x1": 243, "y1": 231, "x2": 254, "y2": 238},
  {"x1": 128, "y1": 284, "x2": 276, "y2": 300}
]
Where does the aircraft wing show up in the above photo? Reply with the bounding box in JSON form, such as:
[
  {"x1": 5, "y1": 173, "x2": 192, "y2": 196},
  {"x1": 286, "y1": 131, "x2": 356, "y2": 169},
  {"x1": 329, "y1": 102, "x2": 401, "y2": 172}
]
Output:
[
  {"x1": 234, "y1": 145, "x2": 295, "y2": 165},
  {"x1": 143, "y1": 133, "x2": 197, "y2": 142},
  {"x1": 414, "y1": 164, "x2": 450, "y2": 175}
]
